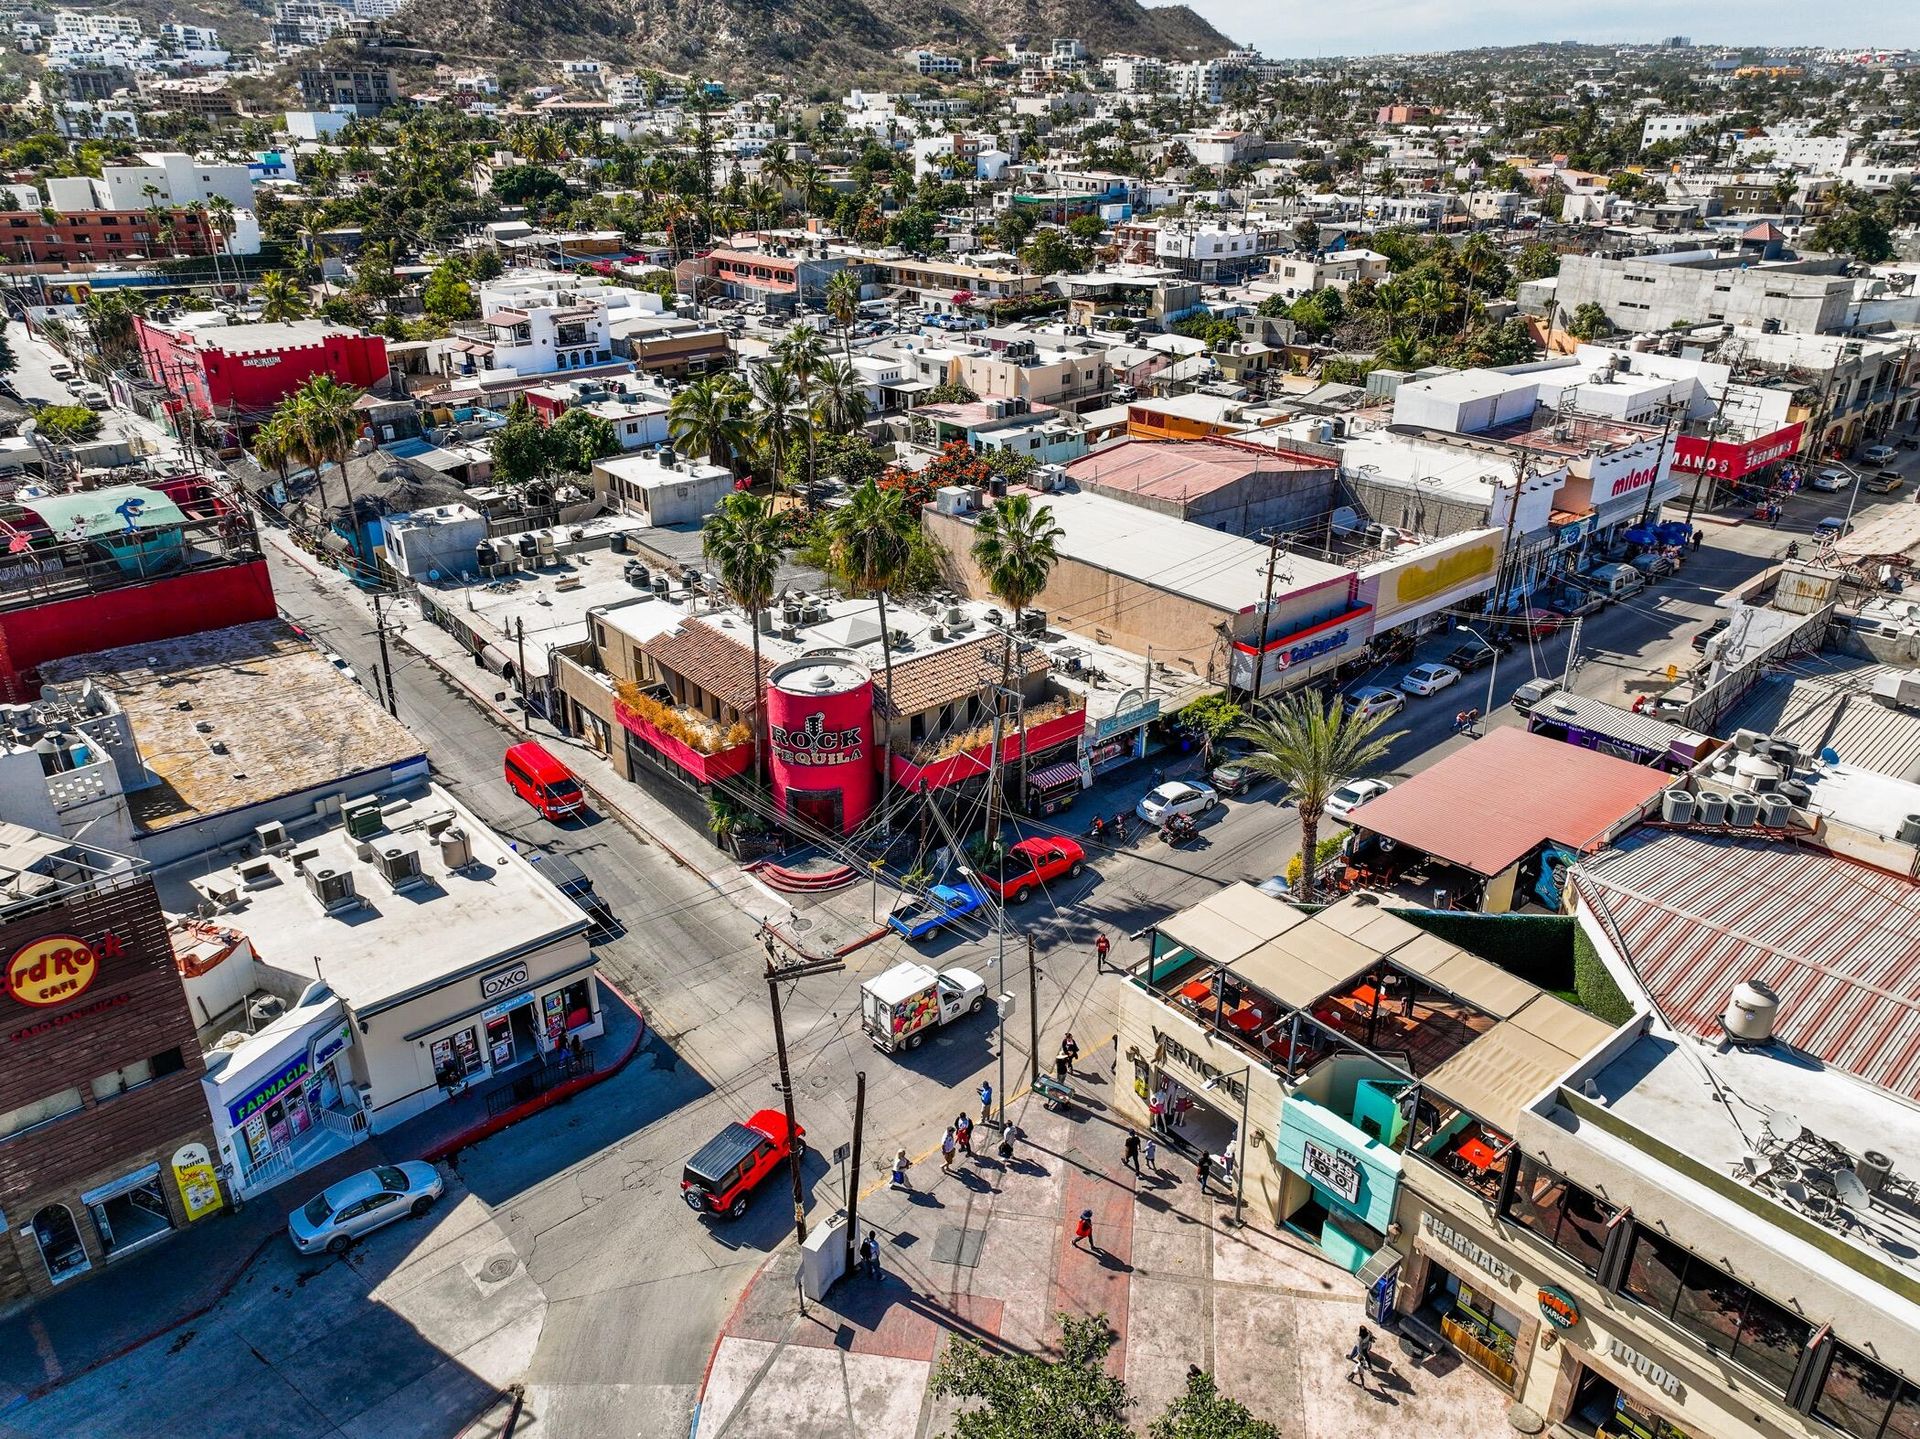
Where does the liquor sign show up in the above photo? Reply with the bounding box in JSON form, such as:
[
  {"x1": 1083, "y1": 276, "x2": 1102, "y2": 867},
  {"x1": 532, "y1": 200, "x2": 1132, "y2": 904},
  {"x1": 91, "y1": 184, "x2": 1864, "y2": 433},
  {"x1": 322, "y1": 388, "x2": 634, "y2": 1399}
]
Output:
[
  {"x1": 1300, "y1": 1138, "x2": 1363, "y2": 1204},
  {"x1": 1607, "y1": 1336, "x2": 1684, "y2": 1397},
  {"x1": 6, "y1": 932, "x2": 107, "y2": 1008},
  {"x1": 769, "y1": 711, "x2": 865, "y2": 767}
]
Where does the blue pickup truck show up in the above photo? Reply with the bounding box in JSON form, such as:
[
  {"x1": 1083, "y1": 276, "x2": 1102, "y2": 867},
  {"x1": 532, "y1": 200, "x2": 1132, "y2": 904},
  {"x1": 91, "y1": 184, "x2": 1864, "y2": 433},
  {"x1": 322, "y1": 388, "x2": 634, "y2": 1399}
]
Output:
[{"x1": 886, "y1": 882, "x2": 987, "y2": 941}]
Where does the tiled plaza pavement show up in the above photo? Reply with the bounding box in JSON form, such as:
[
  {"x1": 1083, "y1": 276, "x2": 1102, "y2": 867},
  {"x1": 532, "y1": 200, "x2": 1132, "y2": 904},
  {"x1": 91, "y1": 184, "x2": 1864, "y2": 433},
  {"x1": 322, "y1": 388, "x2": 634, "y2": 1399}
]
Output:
[{"x1": 694, "y1": 1052, "x2": 1514, "y2": 1438}]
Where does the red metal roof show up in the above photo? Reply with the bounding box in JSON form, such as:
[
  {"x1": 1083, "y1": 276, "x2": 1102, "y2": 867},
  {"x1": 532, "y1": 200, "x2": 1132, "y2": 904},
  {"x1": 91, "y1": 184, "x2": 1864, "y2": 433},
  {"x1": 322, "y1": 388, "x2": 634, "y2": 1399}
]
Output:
[
  {"x1": 1573, "y1": 831, "x2": 1920, "y2": 1102},
  {"x1": 1347, "y1": 728, "x2": 1668, "y2": 876}
]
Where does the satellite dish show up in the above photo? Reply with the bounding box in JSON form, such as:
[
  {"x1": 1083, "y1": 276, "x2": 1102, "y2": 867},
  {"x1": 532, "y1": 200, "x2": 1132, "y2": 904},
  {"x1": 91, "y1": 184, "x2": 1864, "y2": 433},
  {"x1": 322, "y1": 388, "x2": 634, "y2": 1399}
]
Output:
[{"x1": 1819, "y1": 746, "x2": 1840, "y2": 767}]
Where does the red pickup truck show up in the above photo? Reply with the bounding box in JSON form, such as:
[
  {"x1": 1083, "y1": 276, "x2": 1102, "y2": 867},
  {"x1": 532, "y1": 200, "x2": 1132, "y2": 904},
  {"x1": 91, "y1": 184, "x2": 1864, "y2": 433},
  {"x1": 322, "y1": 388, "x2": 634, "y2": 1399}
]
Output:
[{"x1": 980, "y1": 837, "x2": 1086, "y2": 904}]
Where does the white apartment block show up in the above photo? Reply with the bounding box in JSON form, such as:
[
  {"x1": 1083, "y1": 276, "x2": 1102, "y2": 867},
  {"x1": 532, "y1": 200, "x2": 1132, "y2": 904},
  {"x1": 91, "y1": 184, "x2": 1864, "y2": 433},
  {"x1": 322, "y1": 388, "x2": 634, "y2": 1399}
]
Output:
[
  {"x1": 1640, "y1": 113, "x2": 1715, "y2": 149},
  {"x1": 907, "y1": 50, "x2": 964, "y2": 77},
  {"x1": 91, "y1": 153, "x2": 255, "y2": 212},
  {"x1": 1735, "y1": 133, "x2": 1850, "y2": 171},
  {"x1": 1101, "y1": 55, "x2": 1167, "y2": 92},
  {"x1": 470, "y1": 272, "x2": 653, "y2": 378},
  {"x1": 1168, "y1": 60, "x2": 1228, "y2": 104}
]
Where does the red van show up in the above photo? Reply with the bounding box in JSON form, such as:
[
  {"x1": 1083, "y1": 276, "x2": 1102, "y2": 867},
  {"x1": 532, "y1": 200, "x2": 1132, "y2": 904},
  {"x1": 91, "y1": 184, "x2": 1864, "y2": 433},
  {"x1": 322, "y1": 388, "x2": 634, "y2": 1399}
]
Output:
[{"x1": 504, "y1": 742, "x2": 586, "y2": 819}]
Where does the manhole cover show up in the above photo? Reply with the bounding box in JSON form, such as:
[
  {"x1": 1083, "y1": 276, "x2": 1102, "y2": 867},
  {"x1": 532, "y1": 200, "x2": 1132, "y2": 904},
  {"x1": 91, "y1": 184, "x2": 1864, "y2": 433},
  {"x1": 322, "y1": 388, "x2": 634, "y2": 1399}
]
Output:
[
  {"x1": 931, "y1": 1227, "x2": 987, "y2": 1267},
  {"x1": 790, "y1": 917, "x2": 815, "y2": 932},
  {"x1": 481, "y1": 1256, "x2": 518, "y2": 1283}
]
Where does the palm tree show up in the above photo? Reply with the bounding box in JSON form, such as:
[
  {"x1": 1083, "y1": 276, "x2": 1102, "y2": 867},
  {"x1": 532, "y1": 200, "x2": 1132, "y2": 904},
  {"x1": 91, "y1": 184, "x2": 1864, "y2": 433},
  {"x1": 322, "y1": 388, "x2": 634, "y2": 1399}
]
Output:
[
  {"x1": 772, "y1": 326, "x2": 826, "y2": 499},
  {"x1": 669, "y1": 375, "x2": 750, "y2": 471},
  {"x1": 969, "y1": 492, "x2": 1062, "y2": 841},
  {"x1": 255, "y1": 271, "x2": 312, "y2": 323},
  {"x1": 1230, "y1": 692, "x2": 1403, "y2": 903},
  {"x1": 823, "y1": 478, "x2": 915, "y2": 718},
  {"x1": 701, "y1": 492, "x2": 785, "y2": 785},
  {"x1": 825, "y1": 268, "x2": 861, "y2": 364},
  {"x1": 286, "y1": 374, "x2": 365, "y2": 557},
  {"x1": 207, "y1": 195, "x2": 236, "y2": 289},
  {"x1": 250, "y1": 410, "x2": 298, "y2": 496},
  {"x1": 812, "y1": 357, "x2": 869, "y2": 439},
  {"x1": 794, "y1": 161, "x2": 830, "y2": 218},
  {"x1": 746, "y1": 360, "x2": 806, "y2": 496},
  {"x1": 970, "y1": 492, "x2": 1062, "y2": 643}
]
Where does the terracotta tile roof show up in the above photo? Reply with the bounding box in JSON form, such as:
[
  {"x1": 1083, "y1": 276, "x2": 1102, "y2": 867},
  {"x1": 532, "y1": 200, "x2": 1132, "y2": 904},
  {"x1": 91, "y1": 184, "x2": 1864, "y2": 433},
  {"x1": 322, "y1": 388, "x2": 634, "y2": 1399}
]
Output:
[
  {"x1": 879, "y1": 633, "x2": 1048, "y2": 717},
  {"x1": 641, "y1": 622, "x2": 770, "y2": 711}
]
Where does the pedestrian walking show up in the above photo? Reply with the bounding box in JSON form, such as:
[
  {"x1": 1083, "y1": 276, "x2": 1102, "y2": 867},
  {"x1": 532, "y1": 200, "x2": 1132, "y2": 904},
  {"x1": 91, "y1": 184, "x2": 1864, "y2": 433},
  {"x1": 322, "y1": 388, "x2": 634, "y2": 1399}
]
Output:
[
  {"x1": 890, "y1": 1148, "x2": 911, "y2": 1190},
  {"x1": 1690, "y1": 529, "x2": 1703, "y2": 552},
  {"x1": 1073, "y1": 1208, "x2": 1097, "y2": 1253},
  {"x1": 978, "y1": 1080, "x2": 993, "y2": 1117},
  {"x1": 955, "y1": 1113, "x2": 973, "y2": 1156},
  {"x1": 941, "y1": 1127, "x2": 958, "y2": 1174},
  {"x1": 1218, "y1": 1149, "x2": 1236, "y2": 1190},
  {"x1": 1144, "y1": 1134, "x2": 1158, "y2": 1171},
  {"x1": 1195, "y1": 1151, "x2": 1212, "y2": 1192},
  {"x1": 1123, "y1": 1131, "x2": 1141, "y2": 1174},
  {"x1": 1347, "y1": 1326, "x2": 1376, "y2": 1387},
  {"x1": 1061, "y1": 1031, "x2": 1080, "y2": 1070},
  {"x1": 861, "y1": 1231, "x2": 881, "y2": 1279},
  {"x1": 1054, "y1": 1049, "x2": 1071, "y2": 1082},
  {"x1": 997, "y1": 1122, "x2": 1022, "y2": 1162},
  {"x1": 1094, "y1": 933, "x2": 1111, "y2": 965}
]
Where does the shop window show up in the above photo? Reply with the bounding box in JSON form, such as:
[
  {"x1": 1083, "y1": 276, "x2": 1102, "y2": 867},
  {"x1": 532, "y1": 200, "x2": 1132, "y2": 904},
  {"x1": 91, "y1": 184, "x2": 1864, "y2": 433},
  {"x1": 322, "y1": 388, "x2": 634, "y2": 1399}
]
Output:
[
  {"x1": 1621, "y1": 1229, "x2": 1810, "y2": 1394},
  {"x1": 1816, "y1": 1343, "x2": 1920, "y2": 1439},
  {"x1": 31, "y1": 1204, "x2": 90, "y2": 1282},
  {"x1": 430, "y1": 1025, "x2": 486, "y2": 1088},
  {"x1": 90, "y1": 1056, "x2": 153, "y2": 1100},
  {"x1": 542, "y1": 979, "x2": 594, "y2": 1038},
  {"x1": 1502, "y1": 1155, "x2": 1615, "y2": 1274},
  {"x1": 0, "y1": 1086, "x2": 84, "y2": 1140}
]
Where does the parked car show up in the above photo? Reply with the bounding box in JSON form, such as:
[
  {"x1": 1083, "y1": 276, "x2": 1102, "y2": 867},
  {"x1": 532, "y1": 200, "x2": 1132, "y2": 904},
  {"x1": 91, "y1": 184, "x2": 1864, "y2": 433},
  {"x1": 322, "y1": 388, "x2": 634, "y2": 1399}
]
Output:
[
  {"x1": 1209, "y1": 757, "x2": 1261, "y2": 796},
  {"x1": 1629, "y1": 551, "x2": 1676, "y2": 579},
  {"x1": 288, "y1": 1162, "x2": 443, "y2": 1254},
  {"x1": 1691, "y1": 616, "x2": 1732, "y2": 652},
  {"x1": 1809, "y1": 467, "x2": 1850, "y2": 493},
  {"x1": 1864, "y1": 471, "x2": 1904, "y2": 495},
  {"x1": 1443, "y1": 643, "x2": 1496, "y2": 674},
  {"x1": 681, "y1": 1109, "x2": 804, "y2": 1219},
  {"x1": 978, "y1": 837, "x2": 1085, "y2": 903},
  {"x1": 1342, "y1": 686, "x2": 1406, "y2": 721},
  {"x1": 1510, "y1": 677, "x2": 1563, "y2": 715},
  {"x1": 1326, "y1": 778, "x2": 1393, "y2": 823},
  {"x1": 47, "y1": 361, "x2": 74, "y2": 382},
  {"x1": 1816, "y1": 516, "x2": 1852, "y2": 538},
  {"x1": 1399, "y1": 662, "x2": 1461, "y2": 697},
  {"x1": 504, "y1": 741, "x2": 587, "y2": 820},
  {"x1": 1861, "y1": 444, "x2": 1897, "y2": 466},
  {"x1": 1135, "y1": 779, "x2": 1217, "y2": 825}
]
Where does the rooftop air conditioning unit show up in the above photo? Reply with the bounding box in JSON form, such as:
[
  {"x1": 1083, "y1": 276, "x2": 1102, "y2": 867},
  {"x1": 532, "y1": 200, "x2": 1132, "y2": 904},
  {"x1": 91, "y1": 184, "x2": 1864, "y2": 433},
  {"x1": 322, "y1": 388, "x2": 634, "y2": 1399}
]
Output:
[
  {"x1": 308, "y1": 866, "x2": 358, "y2": 911},
  {"x1": 254, "y1": 820, "x2": 290, "y2": 853},
  {"x1": 343, "y1": 796, "x2": 384, "y2": 840},
  {"x1": 377, "y1": 843, "x2": 425, "y2": 889},
  {"x1": 236, "y1": 857, "x2": 278, "y2": 888}
]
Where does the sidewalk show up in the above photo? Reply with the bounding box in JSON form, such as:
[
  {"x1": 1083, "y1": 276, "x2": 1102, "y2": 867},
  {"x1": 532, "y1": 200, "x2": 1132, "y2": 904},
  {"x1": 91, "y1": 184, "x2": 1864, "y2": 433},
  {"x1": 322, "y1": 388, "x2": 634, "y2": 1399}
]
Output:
[
  {"x1": 0, "y1": 981, "x2": 646, "y2": 1409},
  {"x1": 692, "y1": 1049, "x2": 1512, "y2": 1439}
]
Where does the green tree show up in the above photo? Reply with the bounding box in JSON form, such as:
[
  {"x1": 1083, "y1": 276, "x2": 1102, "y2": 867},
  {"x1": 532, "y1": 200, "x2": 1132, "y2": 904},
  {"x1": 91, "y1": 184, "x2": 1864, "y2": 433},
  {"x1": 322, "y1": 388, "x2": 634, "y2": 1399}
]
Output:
[
  {"x1": 1513, "y1": 241, "x2": 1561, "y2": 282},
  {"x1": 283, "y1": 374, "x2": 364, "y2": 552},
  {"x1": 1066, "y1": 213, "x2": 1106, "y2": 241},
  {"x1": 811, "y1": 357, "x2": 870, "y2": 438},
  {"x1": 0, "y1": 319, "x2": 14, "y2": 377},
  {"x1": 1566, "y1": 302, "x2": 1613, "y2": 341},
  {"x1": 1147, "y1": 1369, "x2": 1281, "y2": 1439},
  {"x1": 547, "y1": 406, "x2": 620, "y2": 472},
  {"x1": 701, "y1": 492, "x2": 785, "y2": 784},
  {"x1": 886, "y1": 205, "x2": 938, "y2": 251},
  {"x1": 747, "y1": 359, "x2": 807, "y2": 495},
  {"x1": 815, "y1": 430, "x2": 886, "y2": 485},
  {"x1": 923, "y1": 382, "x2": 979, "y2": 405},
  {"x1": 32, "y1": 403, "x2": 101, "y2": 441},
  {"x1": 254, "y1": 270, "x2": 312, "y2": 323},
  {"x1": 491, "y1": 164, "x2": 570, "y2": 210},
  {"x1": 1175, "y1": 693, "x2": 1244, "y2": 765},
  {"x1": 1231, "y1": 691, "x2": 1403, "y2": 903},
  {"x1": 823, "y1": 478, "x2": 915, "y2": 724},
  {"x1": 1810, "y1": 204, "x2": 1894, "y2": 263},
  {"x1": 489, "y1": 396, "x2": 552, "y2": 487},
  {"x1": 1291, "y1": 217, "x2": 1319, "y2": 252},
  {"x1": 81, "y1": 290, "x2": 142, "y2": 371},
  {"x1": 422, "y1": 255, "x2": 477, "y2": 322},
  {"x1": 669, "y1": 375, "x2": 750, "y2": 471},
  {"x1": 930, "y1": 1313, "x2": 1130, "y2": 1439},
  {"x1": 1020, "y1": 227, "x2": 1087, "y2": 276},
  {"x1": 471, "y1": 246, "x2": 505, "y2": 282}
]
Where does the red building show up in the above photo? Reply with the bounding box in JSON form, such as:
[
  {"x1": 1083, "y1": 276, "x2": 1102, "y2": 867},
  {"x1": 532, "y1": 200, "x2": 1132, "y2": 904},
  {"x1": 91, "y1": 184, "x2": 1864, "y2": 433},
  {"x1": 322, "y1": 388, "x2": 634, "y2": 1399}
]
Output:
[
  {"x1": 0, "y1": 207, "x2": 214, "y2": 264},
  {"x1": 133, "y1": 316, "x2": 389, "y2": 425}
]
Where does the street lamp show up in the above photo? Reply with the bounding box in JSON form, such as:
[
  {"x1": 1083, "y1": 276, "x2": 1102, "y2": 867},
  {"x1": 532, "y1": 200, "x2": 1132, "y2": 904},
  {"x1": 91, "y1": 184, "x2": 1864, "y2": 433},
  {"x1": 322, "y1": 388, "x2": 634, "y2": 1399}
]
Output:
[
  {"x1": 1455, "y1": 624, "x2": 1499, "y2": 729},
  {"x1": 1834, "y1": 460, "x2": 1868, "y2": 532},
  {"x1": 1203, "y1": 1065, "x2": 1251, "y2": 1229}
]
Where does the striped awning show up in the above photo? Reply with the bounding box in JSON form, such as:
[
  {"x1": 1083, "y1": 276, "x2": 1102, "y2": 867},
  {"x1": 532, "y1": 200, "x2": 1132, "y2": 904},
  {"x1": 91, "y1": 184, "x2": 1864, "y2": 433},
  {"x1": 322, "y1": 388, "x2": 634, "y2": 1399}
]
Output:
[{"x1": 1028, "y1": 761, "x2": 1082, "y2": 792}]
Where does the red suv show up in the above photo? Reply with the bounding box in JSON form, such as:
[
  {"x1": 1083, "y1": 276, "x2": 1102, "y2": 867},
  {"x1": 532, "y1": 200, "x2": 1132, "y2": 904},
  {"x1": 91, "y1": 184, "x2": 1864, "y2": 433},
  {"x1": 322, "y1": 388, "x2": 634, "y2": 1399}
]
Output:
[{"x1": 681, "y1": 1109, "x2": 805, "y2": 1219}]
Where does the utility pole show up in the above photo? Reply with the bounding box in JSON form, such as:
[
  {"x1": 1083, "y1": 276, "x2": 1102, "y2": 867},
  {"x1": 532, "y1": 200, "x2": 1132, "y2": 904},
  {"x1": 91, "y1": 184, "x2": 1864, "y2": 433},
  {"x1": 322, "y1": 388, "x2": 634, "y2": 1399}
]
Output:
[
  {"x1": 514, "y1": 614, "x2": 529, "y2": 708},
  {"x1": 1250, "y1": 530, "x2": 1281, "y2": 705},
  {"x1": 761, "y1": 933, "x2": 844, "y2": 1253},
  {"x1": 1636, "y1": 399, "x2": 1682, "y2": 526},
  {"x1": 844, "y1": 1070, "x2": 865, "y2": 1283},
  {"x1": 371, "y1": 589, "x2": 399, "y2": 719},
  {"x1": 1025, "y1": 931, "x2": 1040, "y2": 1087},
  {"x1": 1561, "y1": 615, "x2": 1583, "y2": 691}
]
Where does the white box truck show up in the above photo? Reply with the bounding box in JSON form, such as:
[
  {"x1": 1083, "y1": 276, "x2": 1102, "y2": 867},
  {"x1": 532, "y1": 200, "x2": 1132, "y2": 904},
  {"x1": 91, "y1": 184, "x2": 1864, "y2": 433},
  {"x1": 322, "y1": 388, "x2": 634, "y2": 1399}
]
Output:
[{"x1": 861, "y1": 961, "x2": 988, "y2": 1054}]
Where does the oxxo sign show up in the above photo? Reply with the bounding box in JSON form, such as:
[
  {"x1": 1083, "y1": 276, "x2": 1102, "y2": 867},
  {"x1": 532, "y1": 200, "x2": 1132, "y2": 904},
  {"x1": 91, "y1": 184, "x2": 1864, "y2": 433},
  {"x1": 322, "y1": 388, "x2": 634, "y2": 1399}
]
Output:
[
  {"x1": 480, "y1": 962, "x2": 529, "y2": 1001},
  {"x1": 770, "y1": 711, "x2": 864, "y2": 767},
  {"x1": 7, "y1": 932, "x2": 118, "y2": 1007}
]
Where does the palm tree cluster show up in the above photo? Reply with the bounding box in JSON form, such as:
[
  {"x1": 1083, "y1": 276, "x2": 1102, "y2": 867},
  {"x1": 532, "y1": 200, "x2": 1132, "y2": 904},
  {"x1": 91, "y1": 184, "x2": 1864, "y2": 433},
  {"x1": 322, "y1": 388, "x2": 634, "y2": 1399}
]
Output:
[{"x1": 256, "y1": 375, "x2": 367, "y2": 557}]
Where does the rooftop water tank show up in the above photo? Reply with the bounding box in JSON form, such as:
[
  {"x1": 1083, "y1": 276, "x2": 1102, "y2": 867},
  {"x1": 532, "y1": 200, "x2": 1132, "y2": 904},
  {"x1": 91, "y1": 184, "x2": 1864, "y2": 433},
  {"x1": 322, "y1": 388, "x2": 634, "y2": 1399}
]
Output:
[{"x1": 1722, "y1": 979, "x2": 1780, "y2": 1045}]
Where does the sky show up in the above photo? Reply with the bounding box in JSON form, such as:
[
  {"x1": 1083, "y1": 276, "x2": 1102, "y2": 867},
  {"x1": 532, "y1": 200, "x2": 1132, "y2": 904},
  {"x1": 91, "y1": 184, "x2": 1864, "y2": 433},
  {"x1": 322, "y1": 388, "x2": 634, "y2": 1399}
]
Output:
[{"x1": 1172, "y1": 0, "x2": 1918, "y2": 60}]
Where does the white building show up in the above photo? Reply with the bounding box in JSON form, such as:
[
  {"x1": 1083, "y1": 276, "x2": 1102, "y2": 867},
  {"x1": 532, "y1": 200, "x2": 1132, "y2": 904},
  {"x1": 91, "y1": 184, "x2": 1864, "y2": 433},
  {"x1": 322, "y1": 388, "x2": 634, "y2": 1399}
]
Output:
[
  {"x1": 591, "y1": 449, "x2": 733, "y2": 525},
  {"x1": 1640, "y1": 113, "x2": 1715, "y2": 149},
  {"x1": 907, "y1": 49, "x2": 964, "y2": 77},
  {"x1": 185, "y1": 784, "x2": 600, "y2": 1195},
  {"x1": 466, "y1": 271, "x2": 647, "y2": 379},
  {"x1": 70, "y1": 152, "x2": 256, "y2": 212},
  {"x1": 1101, "y1": 54, "x2": 1166, "y2": 92}
]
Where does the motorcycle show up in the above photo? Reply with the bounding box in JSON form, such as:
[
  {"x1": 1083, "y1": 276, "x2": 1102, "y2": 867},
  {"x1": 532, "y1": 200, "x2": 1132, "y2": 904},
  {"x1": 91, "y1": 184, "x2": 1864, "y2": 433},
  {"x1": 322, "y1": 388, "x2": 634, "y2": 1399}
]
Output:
[
  {"x1": 1160, "y1": 814, "x2": 1198, "y2": 846},
  {"x1": 1785, "y1": 541, "x2": 1801, "y2": 560}
]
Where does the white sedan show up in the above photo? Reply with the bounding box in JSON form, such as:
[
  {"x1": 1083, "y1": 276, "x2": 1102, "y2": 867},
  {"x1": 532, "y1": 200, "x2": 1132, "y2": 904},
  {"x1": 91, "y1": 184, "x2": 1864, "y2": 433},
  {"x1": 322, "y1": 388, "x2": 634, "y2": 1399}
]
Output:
[
  {"x1": 1325, "y1": 778, "x2": 1393, "y2": 823},
  {"x1": 1399, "y1": 662, "x2": 1461, "y2": 697},
  {"x1": 1343, "y1": 686, "x2": 1406, "y2": 721},
  {"x1": 288, "y1": 1161, "x2": 443, "y2": 1255},
  {"x1": 1135, "y1": 780, "x2": 1218, "y2": 825}
]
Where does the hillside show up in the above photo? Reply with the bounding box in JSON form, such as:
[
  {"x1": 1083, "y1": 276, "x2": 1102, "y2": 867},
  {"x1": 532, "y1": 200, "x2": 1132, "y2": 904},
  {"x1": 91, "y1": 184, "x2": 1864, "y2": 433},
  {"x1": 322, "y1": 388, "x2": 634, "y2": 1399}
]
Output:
[{"x1": 394, "y1": 0, "x2": 1231, "y2": 85}]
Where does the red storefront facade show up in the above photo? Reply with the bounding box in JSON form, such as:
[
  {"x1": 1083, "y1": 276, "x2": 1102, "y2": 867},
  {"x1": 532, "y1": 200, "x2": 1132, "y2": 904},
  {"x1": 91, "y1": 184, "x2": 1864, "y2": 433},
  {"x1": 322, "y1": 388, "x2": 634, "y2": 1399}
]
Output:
[
  {"x1": 134, "y1": 317, "x2": 390, "y2": 423},
  {"x1": 1670, "y1": 421, "x2": 1806, "y2": 485}
]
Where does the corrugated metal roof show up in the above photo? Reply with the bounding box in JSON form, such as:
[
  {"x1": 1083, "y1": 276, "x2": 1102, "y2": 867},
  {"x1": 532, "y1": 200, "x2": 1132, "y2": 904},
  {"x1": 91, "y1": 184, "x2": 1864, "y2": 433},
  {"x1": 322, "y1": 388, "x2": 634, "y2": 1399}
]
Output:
[
  {"x1": 1347, "y1": 728, "x2": 1669, "y2": 875},
  {"x1": 1573, "y1": 831, "x2": 1920, "y2": 1102},
  {"x1": 1528, "y1": 691, "x2": 1697, "y2": 754},
  {"x1": 1714, "y1": 657, "x2": 1920, "y2": 781}
]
